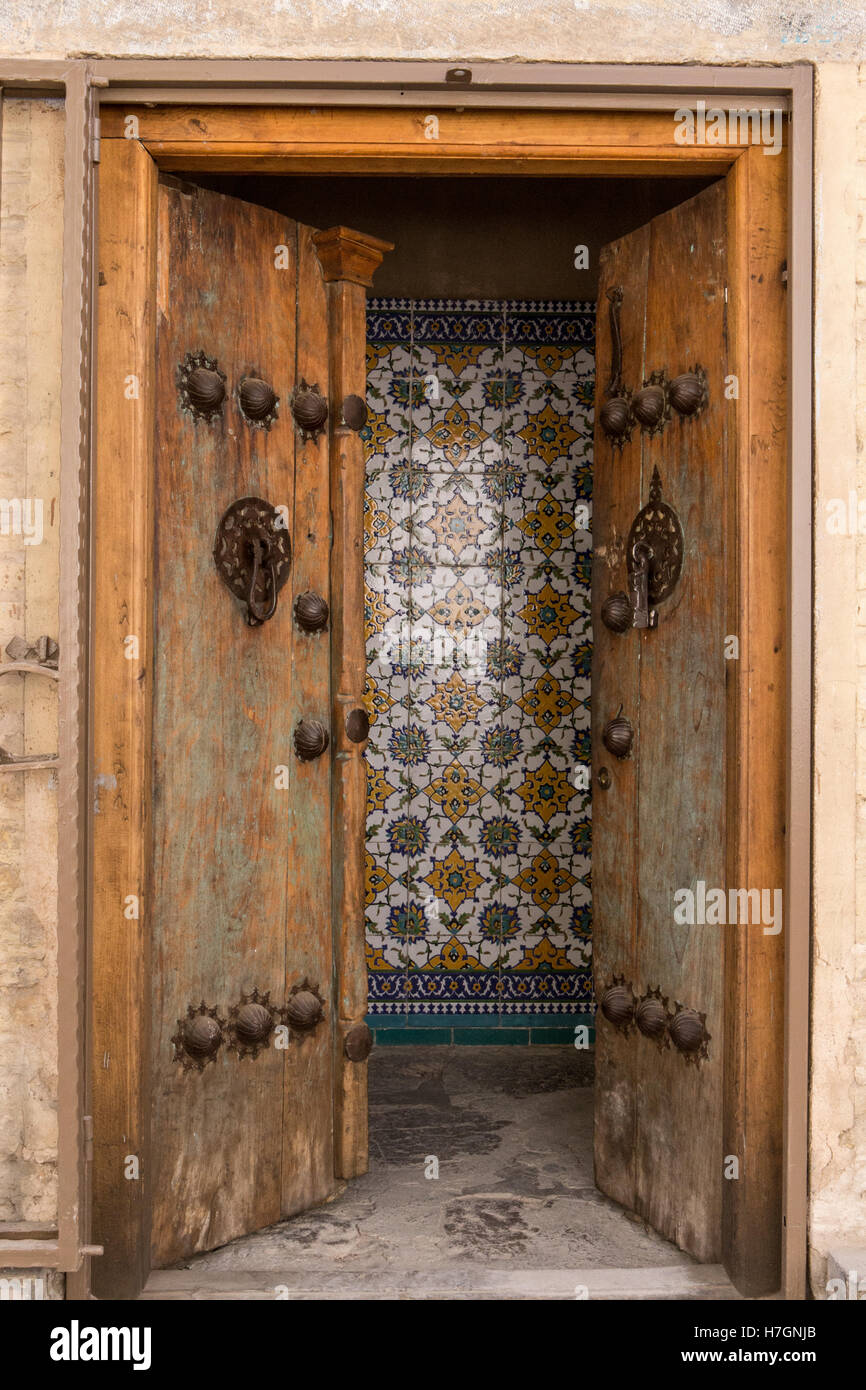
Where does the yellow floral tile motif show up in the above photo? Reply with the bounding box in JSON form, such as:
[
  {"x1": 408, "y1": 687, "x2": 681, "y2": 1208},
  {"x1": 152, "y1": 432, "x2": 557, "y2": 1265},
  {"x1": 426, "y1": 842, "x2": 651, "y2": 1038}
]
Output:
[
  {"x1": 517, "y1": 674, "x2": 579, "y2": 733},
  {"x1": 365, "y1": 940, "x2": 395, "y2": 972},
  {"x1": 424, "y1": 759, "x2": 486, "y2": 822},
  {"x1": 517, "y1": 493, "x2": 575, "y2": 557},
  {"x1": 366, "y1": 764, "x2": 398, "y2": 813},
  {"x1": 420, "y1": 936, "x2": 484, "y2": 971},
  {"x1": 514, "y1": 758, "x2": 577, "y2": 824},
  {"x1": 424, "y1": 669, "x2": 485, "y2": 734},
  {"x1": 427, "y1": 342, "x2": 491, "y2": 376},
  {"x1": 517, "y1": 400, "x2": 579, "y2": 465},
  {"x1": 364, "y1": 495, "x2": 396, "y2": 553},
  {"x1": 366, "y1": 343, "x2": 394, "y2": 371},
  {"x1": 366, "y1": 850, "x2": 396, "y2": 905},
  {"x1": 421, "y1": 493, "x2": 490, "y2": 559},
  {"x1": 423, "y1": 848, "x2": 485, "y2": 912},
  {"x1": 365, "y1": 589, "x2": 396, "y2": 640},
  {"x1": 428, "y1": 575, "x2": 491, "y2": 630},
  {"x1": 362, "y1": 407, "x2": 398, "y2": 461},
  {"x1": 513, "y1": 936, "x2": 575, "y2": 971},
  {"x1": 519, "y1": 345, "x2": 583, "y2": 378},
  {"x1": 518, "y1": 580, "x2": 580, "y2": 645},
  {"x1": 364, "y1": 673, "x2": 395, "y2": 724},
  {"x1": 512, "y1": 850, "x2": 577, "y2": 909},
  {"x1": 424, "y1": 402, "x2": 490, "y2": 467}
]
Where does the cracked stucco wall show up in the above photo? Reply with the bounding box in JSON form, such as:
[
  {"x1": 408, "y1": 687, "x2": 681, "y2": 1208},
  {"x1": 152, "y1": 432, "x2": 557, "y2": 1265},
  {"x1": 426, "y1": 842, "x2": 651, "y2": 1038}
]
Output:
[
  {"x1": 811, "y1": 62, "x2": 866, "y2": 1300},
  {"x1": 0, "y1": 1, "x2": 863, "y2": 65},
  {"x1": 0, "y1": 94, "x2": 63, "y2": 1237},
  {"x1": 0, "y1": 0, "x2": 863, "y2": 1300}
]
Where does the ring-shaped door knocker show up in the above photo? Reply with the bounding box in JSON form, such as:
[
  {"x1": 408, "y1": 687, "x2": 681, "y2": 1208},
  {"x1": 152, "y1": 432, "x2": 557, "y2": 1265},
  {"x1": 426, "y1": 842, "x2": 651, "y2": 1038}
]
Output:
[{"x1": 213, "y1": 497, "x2": 292, "y2": 627}]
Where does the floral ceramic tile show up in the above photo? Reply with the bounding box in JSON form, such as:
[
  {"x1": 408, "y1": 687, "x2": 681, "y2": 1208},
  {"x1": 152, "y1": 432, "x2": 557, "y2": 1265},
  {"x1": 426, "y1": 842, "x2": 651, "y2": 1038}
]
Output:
[
  {"x1": 410, "y1": 564, "x2": 504, "y2": 689},
  {"x1": 409, "y1": 475, "x2": 503, "y2": 567},
  {"x1": 412, "y1": 664, "x2": 502, "y2": 752},
  {"x1": 505, "y1": 388, "x2": 584, "y2": 478},
  {"x1": 497, "y1": 732, "x2": 584, "y2": 856},
  {"x1": 410, "y1": 400, "x2": 503, "y2": 476},
  {"x1": 503, "y1": 488, "x2": 579, "y2": 558},
  {"x1": 364, "y1": 469, "x2": 413, "y2": 564},
  {"x1": 365, "y1": 299, "x2": 594, "y2": 1016}
]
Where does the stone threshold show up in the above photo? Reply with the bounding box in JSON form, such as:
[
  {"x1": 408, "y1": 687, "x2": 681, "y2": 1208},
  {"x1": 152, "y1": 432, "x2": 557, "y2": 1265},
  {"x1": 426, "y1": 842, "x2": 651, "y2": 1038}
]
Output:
[{"x1": 141, "y1": 1263, "x2": 743, "y2": 1301}]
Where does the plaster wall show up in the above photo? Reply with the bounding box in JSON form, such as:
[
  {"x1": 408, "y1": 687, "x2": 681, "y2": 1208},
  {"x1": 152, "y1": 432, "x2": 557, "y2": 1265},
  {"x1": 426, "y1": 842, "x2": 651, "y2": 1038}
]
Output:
[{"x1": 0, "y1": 95, "x2": 63, "y2": 1231}]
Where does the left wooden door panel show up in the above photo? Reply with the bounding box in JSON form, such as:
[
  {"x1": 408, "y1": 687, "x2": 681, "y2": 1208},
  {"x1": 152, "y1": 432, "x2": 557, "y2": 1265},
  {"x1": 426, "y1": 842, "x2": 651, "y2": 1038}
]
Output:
[
  {"x1": 94, "y1": 142, "x2": 388, "y2": 1298},
  {"x1": 149, "y1": 177, "x2": 334, "y2": 1265}
]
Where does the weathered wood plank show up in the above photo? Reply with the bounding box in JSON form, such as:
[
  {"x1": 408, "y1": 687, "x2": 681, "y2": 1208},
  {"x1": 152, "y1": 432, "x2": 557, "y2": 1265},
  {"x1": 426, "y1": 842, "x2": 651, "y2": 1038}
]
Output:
[
  {"x1": 722, "y1": 146, "x2": 786, "y2": 1296},
  {"x1": 99, "y1": 105, "x2": 769, "y2": 156},
  {"x1": 91, "y1": 137, "x2": 158, "y2": 1302},
  {"x1": 591, "y1": 226, "x2": 649, "y2": 1214},
  {"x1": 281, "y1": 220, "x2": 336, "y2": 1217},
  {"x1": 314, "y1": 228, "x2": 390, "y2": 1179},
  {"x1": 150, "y1": 180, "x2": 298, "y2": 1263}
]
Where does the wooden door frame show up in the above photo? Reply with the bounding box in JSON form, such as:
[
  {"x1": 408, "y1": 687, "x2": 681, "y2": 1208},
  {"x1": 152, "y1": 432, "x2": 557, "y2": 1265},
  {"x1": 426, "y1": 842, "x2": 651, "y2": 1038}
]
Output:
[{"x1": 86, "y1": 63, "x2": 812, "y2": 1301}]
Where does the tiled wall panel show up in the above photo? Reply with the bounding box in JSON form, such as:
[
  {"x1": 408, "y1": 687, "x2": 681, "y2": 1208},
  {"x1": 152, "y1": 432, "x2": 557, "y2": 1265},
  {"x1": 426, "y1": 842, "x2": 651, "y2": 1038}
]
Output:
[{"x1": 363, "y1": 299, "x2": 595, "y2": 1041}]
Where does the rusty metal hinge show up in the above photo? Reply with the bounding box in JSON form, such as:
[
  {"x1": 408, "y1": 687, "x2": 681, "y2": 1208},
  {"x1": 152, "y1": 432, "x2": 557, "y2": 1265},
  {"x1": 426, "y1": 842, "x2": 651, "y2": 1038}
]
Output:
[
  {"x1": 91, "y1": 117, "x2": 101, "y2": 164},
  {"x1": 781, "y1": 260, "x2": 788, "y2": 289}
]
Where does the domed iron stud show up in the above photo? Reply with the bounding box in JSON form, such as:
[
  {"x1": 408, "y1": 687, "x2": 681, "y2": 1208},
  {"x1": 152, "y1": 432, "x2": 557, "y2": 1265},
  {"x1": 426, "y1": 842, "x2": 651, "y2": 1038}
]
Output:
[
  {"x1": 345, "y1": 707, "x2": 370, "y2": 744},
  {"x1": 669, "y1": 1005, "x2": 710, "y2": 1062},
  {"x1": 341, "y1": 394, "x2": 368, "y2": 431},
  {"x1": 294, "y1": 718, "x2": 329, "y2": 761},
  {"x1": 294, "y1": 591, "x2": 330, "y2": 634},
  {"x1": 635, "y1": 989, "x2": 669, "y2": 1042},
  {"x1": 227, "y1": 988, "x2": 277, "y2": 1059},
  {"x1": 633, "y1": 382, "x2": 666, "y2": 431},
  {"x1": 290, "y1": 379, "x2": 328, "y2": 443},
  {"x1": 602, "y1": 707, "x2": 634, "y2": 760},
  {"x1": 669, "y1": 370, "x2": 707, "y2": 418},
  {"x1": 177, "y1": 351, "x2": 227, "y2": 423},
  {"x1": 238, "y1": 375, "x2": 278, "y2": 428},
  {"x1": 171, "y1": 1000, "x2": 226, "y2": 1071},
  {"x1": 598, "y1": 977, "x2": 635, "y2": 1031},
  {"x1": 601, "y1": 591, "x2": 632, "y2": 634},
  {"x1": 284, "y1": 982, "x2": 325, "y2": 1033},
  {"x1": 344, "y1": 1022, "x2": 374, "y2": 1062},
  {"x1": 600, "y1": 395, "x2": 632, "y2": 442}
]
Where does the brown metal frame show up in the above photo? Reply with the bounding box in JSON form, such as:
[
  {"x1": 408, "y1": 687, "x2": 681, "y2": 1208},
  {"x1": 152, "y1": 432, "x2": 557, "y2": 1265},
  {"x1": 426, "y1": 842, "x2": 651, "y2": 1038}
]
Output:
[{"x1": 0, "y1": 59, "x2": 812, "y2": 1301}]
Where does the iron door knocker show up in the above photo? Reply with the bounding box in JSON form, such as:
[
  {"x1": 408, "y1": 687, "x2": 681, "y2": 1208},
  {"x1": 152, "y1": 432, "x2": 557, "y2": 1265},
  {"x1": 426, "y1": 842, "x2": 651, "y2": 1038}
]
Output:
[
  {"x1": 601, "y1": 466, "x2": 684, "y2": 634},
  {"x1": 213, "y1": 496, "x2": 292, "y2": 627}
]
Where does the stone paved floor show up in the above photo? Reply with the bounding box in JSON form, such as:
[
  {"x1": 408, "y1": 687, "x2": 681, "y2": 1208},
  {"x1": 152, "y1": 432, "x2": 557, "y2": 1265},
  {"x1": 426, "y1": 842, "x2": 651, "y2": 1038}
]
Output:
[{"x1": 162, "y1": 1046, "x2": 705, "y2": 1290}]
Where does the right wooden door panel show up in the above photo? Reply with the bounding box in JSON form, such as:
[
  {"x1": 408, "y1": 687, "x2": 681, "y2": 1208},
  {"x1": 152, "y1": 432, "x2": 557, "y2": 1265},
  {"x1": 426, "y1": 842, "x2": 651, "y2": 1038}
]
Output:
[{"x1": 592, "y1": 180, "x2": 728, "y2": 1262}]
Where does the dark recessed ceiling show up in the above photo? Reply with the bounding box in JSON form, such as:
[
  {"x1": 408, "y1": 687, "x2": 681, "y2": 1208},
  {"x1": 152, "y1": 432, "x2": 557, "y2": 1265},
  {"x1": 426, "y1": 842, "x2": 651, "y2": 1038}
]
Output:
[{"x1": 189, "y1": 174, "x2": 719, "y2": 300}]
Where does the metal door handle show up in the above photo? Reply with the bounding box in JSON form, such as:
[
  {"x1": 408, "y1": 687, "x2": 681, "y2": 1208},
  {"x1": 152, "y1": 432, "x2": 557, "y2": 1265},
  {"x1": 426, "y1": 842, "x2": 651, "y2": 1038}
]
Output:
[
  {"x1": 245, "y1": 532, "x2": 279, "y2": 625},
  {"x1": 600, "y1": 286, "x2": 632, "y2": 443}
]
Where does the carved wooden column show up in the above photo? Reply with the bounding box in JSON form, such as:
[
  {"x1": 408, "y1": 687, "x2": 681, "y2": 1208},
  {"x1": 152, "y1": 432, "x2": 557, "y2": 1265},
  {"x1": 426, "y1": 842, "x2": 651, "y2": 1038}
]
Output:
[{"x1": 313, "y1": 226, "x2": 392, "y2": 1178}]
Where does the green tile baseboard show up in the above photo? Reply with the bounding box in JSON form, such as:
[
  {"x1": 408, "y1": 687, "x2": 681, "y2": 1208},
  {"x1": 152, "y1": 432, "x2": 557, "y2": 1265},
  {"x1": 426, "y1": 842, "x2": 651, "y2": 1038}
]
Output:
[{"x1": 367, "y1": 1012, "x2": 596, "y2": 1046}]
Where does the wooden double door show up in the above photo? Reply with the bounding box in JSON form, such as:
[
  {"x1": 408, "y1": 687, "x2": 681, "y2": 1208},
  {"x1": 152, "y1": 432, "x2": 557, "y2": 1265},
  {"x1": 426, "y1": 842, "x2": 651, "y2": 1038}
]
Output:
[{"x1": 93, "y1": 152, "x2": 785, "y2": 1299}]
